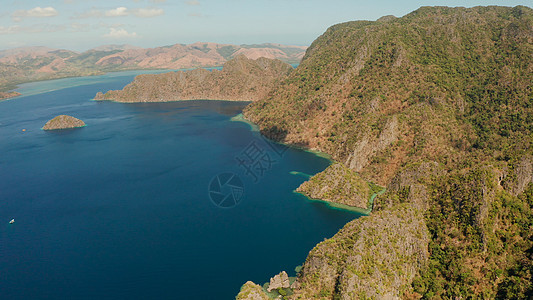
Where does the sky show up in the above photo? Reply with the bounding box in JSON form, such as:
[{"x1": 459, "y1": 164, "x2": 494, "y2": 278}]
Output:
[{"x1": 0, "y1": 0, "x2": 531, "y2": 51}]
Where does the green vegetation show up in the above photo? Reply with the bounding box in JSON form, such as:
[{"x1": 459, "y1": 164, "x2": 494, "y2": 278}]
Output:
[
  {"x1": 241, "y1": 5, "x2": 533, "y2": 299},
  {"x1": 216, "y1": 45, "x2": 239, "y2": 60},
  {"x1": 413, "y1": 172, "x2": 532, "y2": 299},
  {"x1": 245, "y1": 5, "x2": 532, "y2": 184}
]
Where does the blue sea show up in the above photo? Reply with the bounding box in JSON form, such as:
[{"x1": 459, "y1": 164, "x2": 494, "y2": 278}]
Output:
[{"x1": 0, "y1": 71, "x2": 361, "y2": 299}]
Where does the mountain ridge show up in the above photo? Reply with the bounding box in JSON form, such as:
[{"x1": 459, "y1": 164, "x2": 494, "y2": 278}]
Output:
[
  {"x1": 0, "y1": 42, "x2": 306, "y2": 100},
  {"x1": 238, "y1": 5, "x2": 532, "y2": 299},
  {"x1": 94, "y1": 55, "x2": 293, "y2": 102}
]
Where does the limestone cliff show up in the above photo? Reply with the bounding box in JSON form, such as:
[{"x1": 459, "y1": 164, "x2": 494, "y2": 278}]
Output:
[
  {"x1": 244, "y1": 5, "x2": 532, "y2": 186},
  {"x1": 94, "y1": 55, "x2": 293, "y2": 102},
  {"x1": 293, "y1": 203, "x2": 429, "y2": 299},
  {"x1": 238, "y1": 6, "x2": 532, "y2": 299}
]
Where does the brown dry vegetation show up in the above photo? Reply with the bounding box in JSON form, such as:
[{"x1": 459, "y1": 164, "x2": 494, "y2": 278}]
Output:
[
  {"x1": 238, "y1": 6, "x2": 532, "y2": 299},
  {"x1": 95, "y1": 55, "x2": 293, "y2": 102}
]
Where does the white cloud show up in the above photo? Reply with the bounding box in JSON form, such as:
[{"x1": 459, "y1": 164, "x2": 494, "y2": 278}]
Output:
[
  {"x1": 151, "y1": 0, "x2": 166, "y2": 3},
  {"x1": 132, "y1": 8, "x2": 164, "y2": 17},
  {"x1": 12, "y1": 7, "x2": 59, "y2": 21},
  {"x1": 186, "y1": 0, "x2": 200, "y2": 6},
  {"x1": 105, "y1": 7, "x2": 129, "y2": 17},
  {"x1": 104, "y1": 28, "x2": 138, "y2": 38}
]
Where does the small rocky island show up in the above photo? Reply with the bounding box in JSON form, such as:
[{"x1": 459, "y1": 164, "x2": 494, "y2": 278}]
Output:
[
  {"x1": 0, "y1": 91, "x2": 21, "y2": 100},
  {"x1": 43, "y1": 115, "x2": 85, "y2": 130},
  {"x1": 94, "y1": 55, "x2": 293, "y2": 102}
]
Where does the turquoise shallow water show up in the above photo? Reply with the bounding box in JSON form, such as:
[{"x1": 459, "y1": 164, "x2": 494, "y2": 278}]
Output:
[{"x1": 0, "y1": 72, "x2": 361, "y2": 299}]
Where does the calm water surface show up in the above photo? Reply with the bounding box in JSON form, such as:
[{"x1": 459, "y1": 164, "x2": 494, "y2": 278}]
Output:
[{"x1": 0, "y1": 71, "x2": 361, "y2": 299}]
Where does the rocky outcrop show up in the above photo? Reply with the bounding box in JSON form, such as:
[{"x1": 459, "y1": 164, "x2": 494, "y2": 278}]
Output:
[
  {"x1": 236, "y1": 281, "x2": 269, "y2": 300},
  {"x1": 375, "y1": 161, "x2": 445, "y2": 211},
  {"x1": 94, "y1": 55, "x2": 293, "y2": 102},
  {"x1": 503, "y1": 155, "x2": 533, "y2": 196},
  {"x1": 292, "y1": 203, "x2": 429, "y2": 299},
  {"x1": 296, "y1": 163, "x2": 371, "y2": 209},
  {"x1": 0, "y1": 91, "x2": 21, "y2": 100},
  {"x1": 42, "y1": 115, "x2": 85, "y2": 130},
  {"x1": 345, "y1": 115, "x2": 399, "y2": 173},
  {"x1": 267, "y1": 271, "x2": 290, "y2": 292}
]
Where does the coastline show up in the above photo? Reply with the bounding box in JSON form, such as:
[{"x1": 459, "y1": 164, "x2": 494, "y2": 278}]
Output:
[
  {"x1": 233, "y1": 112, "x2": 384, "y2": 215},
  {"x1": 231, "y1": 113, "x2": 333, "y2": 160},
  {"x1": 3, "y1": 67, "x2": 224, "y2": 102},
  {"x1": 293, "y1": 187, "x2": 386, "y2": 215},
  {"x1": 94, "y1": 97, "x2": 253, "y2": 104},
  {"x1": 41, "y1": 124, "x2": 87, "y2": 131},
  {"x1": 230, "y1": 113, "x2": 259, "y2": 131}
]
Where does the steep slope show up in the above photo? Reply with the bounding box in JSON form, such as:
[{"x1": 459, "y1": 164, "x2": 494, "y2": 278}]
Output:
[
  {"x1": 245, "y1": 5, "x2": 532, "y2": 186},
  {"x1": 94, "y1": 55, "x2": 292, "y2": 102},
  {"x1": 239, "y1": 6, "x2": 532, "y2": 299}
]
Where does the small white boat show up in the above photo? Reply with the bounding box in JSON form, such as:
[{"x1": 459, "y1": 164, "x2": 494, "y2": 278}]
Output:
[{"x1": 9, "y1": 219, "x2": 14, "y2": 224}]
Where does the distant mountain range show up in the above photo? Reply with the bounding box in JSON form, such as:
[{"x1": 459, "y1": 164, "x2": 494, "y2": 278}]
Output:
[
  {"x1": 0, "y1": 42, "x2": 307, "y2": 99},
  {"x1": 94, "y1": 55, "x2": 293, "y2": 103}
]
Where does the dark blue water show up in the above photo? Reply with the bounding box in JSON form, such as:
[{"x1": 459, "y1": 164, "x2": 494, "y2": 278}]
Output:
[{"x1": 0, "y1": 72, "x2": 361, "y2": 299}]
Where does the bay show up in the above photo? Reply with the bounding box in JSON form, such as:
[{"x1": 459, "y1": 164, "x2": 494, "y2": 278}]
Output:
[{"x1": 0, "y1": 71, "x2": 361, "y2": 299}]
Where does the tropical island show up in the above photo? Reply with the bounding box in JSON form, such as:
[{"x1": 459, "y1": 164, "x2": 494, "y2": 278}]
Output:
[
  {"x1": 234, "y1": 5, "x2": 532, "y2": 299},
  {"x1": 92, "y1": 5, "x2": 532, "y2": 298},
  {"x1": 42, "y1": 115, "x2": 86, "y2": 130},
  {"x1": 5, "y1": 4, "x2": 530, "y2": 299}
]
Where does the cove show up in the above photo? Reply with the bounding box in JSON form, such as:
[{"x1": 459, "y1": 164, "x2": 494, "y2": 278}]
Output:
[{"x1": 0, "y1": 71, "x2": 362, "y2": 299}]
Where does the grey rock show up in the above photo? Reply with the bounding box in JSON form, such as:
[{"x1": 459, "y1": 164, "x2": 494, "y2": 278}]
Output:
[{"x1": 267, "y1": 271, "x2": 290, "y2": 292}]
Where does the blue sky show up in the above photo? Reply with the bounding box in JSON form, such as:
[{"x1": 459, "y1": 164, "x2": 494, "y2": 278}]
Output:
[{"x1": 1, "y1": 0, "x2": 531, "y2": 51}]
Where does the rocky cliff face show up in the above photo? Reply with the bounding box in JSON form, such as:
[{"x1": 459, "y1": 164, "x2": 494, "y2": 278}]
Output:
[
  {"x1": 239, "y1": 6, "x2": 532, "y2": 299},
  {"x1": 244, "y1": 5, "x2": 532, "y2": 186},
  {"x1": 293, "y1": 203, "x2": 429, "y2": 299},
  {"x1": 94, "y1": 55, "x2": 293, "y2": 102}
]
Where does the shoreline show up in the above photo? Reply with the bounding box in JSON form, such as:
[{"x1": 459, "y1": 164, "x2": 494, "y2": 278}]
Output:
[
  {"x1": 94, "y1": 98, "x2": 253, "y2": 104},
  {"x1": 2, "y1": 67, "x2": 224, "y2": 102},
  {"x1": 293, "y1": 187, "x2": 386, "y2": 216},
  {"x1": 230, "y1": 113, "x2": 259, "y2": 131},
  {"x1": 231, "y1": 113, "x2": 333, "y2": 160},
  {"x1": 233, "y1": 112, "x2": 384, "y2": 215}
]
